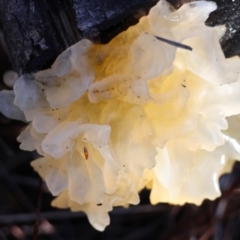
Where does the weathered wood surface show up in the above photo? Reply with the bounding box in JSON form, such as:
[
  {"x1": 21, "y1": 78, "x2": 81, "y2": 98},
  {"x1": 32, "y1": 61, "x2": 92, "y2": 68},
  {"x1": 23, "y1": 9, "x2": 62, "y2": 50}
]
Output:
[
  {"x1": 0, "y1": 0, "x2": 239, "y2": 74},
  {"x1": 0, "y1": 0, "x2": 158, "y2": 74},
  {"x1": 0, "y1": 0, "x2": 81, "y2": 74},
  {"x1": 206, "y1": 0, "x2": 240, "y2": 58}
]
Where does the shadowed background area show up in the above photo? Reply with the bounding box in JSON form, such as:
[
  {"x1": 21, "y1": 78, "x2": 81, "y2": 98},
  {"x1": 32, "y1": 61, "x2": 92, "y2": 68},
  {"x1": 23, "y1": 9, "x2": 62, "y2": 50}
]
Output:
[{"x1": 0, "y1": 0, "x2": 240, "y2": 239}]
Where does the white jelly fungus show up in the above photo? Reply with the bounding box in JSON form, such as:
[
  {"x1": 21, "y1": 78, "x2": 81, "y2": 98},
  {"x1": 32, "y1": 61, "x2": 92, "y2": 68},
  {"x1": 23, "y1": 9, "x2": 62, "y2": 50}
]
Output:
[{"x1": 0, "y1": 0, "x2": 240, "y2": 231}]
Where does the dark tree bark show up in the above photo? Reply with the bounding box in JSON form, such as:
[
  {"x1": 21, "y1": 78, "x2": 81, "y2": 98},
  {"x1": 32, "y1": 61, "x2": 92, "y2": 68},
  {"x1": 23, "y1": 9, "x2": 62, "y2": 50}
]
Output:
[
  {"x1": 0, "y1": 0, "x2": 239, "y2": 74},
  {"x1": 0, "y1": 0, "x2": 81, "y2": 74},
  {"x1": 205, "y1": 0, "x2": 240, "y2": 58},
  {"x1": 0, "y1": 0, "x2": 158, "y2": 74}
]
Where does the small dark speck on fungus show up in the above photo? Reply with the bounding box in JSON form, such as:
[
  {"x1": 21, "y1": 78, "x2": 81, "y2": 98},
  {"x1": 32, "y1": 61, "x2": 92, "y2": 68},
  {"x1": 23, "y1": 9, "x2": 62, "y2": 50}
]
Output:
[{"x1": 84, "y1": 147, "x2": 89, "y2": 160}]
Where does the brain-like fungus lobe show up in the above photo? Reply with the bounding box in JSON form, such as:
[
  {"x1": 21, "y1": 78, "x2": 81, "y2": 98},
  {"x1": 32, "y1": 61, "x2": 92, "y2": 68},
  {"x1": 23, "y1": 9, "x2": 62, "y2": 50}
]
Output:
[{"x1": 5, "y1": 0, "x2": 240, "y2": 231}]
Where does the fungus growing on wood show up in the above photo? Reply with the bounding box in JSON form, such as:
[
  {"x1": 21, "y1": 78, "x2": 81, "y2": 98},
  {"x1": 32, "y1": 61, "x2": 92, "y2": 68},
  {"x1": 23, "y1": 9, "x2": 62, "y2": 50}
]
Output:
[{"x1": 1, "y1": 0, "x2": 240, "y2": 231}]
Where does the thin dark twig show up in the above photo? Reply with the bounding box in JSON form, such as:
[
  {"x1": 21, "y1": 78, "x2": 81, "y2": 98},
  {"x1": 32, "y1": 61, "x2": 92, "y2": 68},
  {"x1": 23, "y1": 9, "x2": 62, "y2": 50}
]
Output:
[
  {"x1": 154, "y1": 35, "x2": 193, "y2": 51},
  {"x1": 145, "y1": 32, "x2": 193, "y2": 51},
  {"x1": 0, "y1": 160, "x2": 35, "y2": 212},
  {"x1": 33, "y1": 179, "x2": 43, "y2": 240}
]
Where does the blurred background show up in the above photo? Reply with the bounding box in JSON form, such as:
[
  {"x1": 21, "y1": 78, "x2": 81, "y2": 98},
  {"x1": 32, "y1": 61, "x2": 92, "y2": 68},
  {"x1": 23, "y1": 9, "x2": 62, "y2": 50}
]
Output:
[{"x1": 1, "y1": 0, "x2": 240, "y2": 239}]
